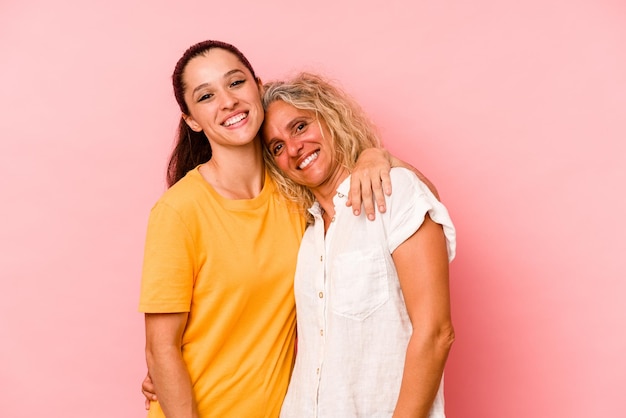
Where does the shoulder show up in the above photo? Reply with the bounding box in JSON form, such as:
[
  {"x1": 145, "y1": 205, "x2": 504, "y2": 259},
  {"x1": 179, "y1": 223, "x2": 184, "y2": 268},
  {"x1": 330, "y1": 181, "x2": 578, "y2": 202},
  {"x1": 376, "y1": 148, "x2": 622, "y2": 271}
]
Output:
[
  {"x1": 390, "y1": 167, "x2": 420, "y2": 185},
  {"x1": 389, "y1": 167, "x2": 429, "y2": 199},
  {"x1": 147, "y1": 168, "x2": 213, "y2": 225},
  {"x1": 156, "y1": 168, "x2": 207, "y2": 207},
  {"x1": 384, "y1": 167, "x2": 444, "y2": 225}
]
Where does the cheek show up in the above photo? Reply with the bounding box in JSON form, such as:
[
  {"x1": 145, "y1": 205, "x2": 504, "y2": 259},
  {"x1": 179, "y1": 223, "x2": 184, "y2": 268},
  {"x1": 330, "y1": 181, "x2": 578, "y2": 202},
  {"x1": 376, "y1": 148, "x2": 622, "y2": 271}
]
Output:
[{"x1": 275, "y1": 154, "x2": 291, "y2": 173}]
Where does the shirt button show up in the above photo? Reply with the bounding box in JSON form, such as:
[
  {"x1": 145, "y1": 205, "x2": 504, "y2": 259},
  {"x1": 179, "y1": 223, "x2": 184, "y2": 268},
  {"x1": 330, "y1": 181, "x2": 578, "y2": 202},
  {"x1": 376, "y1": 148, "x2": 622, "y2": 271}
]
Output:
[
  {"x1": 318, "y1": 292, "x2": 324, "y2": 298},
  {"x1": 331, "y1": 217, "x2": 335, "y2": 222},
  {"x1": 320, "y1": 329, "x2": 324, "y2": 336},
  {"x1": 320, "y1": 255, "x2": 323, "y2": 262},
  {"x1": 338, "y1": 192, "x2": 345, "y2": 198},
  {"x1": 316, "y1": 368, "x2": 320, "y2": 374}
]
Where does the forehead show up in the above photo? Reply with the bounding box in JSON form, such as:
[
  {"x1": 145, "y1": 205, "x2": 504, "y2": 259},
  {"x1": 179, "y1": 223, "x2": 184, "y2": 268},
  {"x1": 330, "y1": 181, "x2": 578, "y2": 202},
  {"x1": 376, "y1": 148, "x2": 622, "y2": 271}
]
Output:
[
  {"x1": 265, "y1": 100, "x2": 313, "y2": 123},
  {"x1": 262, "y1": 100, "x2": 323, "y2": 143},
  {"x1": 183, "y1": 48, "x2": 249, "y2": 87}
]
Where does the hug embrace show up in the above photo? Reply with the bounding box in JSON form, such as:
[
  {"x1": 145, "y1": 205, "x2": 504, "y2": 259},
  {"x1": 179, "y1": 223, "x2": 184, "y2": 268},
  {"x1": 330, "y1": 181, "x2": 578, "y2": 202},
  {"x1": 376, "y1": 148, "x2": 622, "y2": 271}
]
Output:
[{"x1": 139, "y1": 40, "x2": 456, "y2": 418}]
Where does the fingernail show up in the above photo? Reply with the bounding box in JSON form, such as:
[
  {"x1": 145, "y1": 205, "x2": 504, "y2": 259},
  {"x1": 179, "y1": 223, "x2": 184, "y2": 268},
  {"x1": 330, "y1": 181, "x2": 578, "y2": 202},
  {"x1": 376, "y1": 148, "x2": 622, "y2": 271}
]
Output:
[
  {"x1": 354, "y1": 209, "x2": 360, "y2": 215},
  {"x1": 368, "y1": 214, "x2": 375, "y2": 220}
]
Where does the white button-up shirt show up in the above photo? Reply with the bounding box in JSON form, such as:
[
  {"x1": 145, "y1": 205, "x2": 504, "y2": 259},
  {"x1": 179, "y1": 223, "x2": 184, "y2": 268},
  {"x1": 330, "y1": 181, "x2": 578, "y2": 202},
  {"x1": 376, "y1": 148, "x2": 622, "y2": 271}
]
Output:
[{"x1": 280, "y1": 168, "x2": 456, "y2": 418}]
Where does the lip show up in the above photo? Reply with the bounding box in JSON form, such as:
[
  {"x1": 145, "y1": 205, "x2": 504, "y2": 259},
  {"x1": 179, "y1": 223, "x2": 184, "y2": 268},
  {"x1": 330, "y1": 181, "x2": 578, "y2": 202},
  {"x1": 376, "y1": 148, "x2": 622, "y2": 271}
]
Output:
[
  {"x1": 295, "y1": 150, "x2": 320, "y2": 170},
  {"x1": 221, "y1": 111, "x2": 249, "y2": 128}
]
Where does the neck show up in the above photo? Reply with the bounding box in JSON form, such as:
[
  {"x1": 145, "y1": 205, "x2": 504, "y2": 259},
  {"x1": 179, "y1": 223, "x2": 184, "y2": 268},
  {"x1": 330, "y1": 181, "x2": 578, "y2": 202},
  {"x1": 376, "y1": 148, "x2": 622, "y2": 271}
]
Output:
[
  {"x1": 200, "y1": 137, "x2": 266, "y2": 199},
  {"x1": 312, "y1": 168, "x2": 349, "y2": 218}
]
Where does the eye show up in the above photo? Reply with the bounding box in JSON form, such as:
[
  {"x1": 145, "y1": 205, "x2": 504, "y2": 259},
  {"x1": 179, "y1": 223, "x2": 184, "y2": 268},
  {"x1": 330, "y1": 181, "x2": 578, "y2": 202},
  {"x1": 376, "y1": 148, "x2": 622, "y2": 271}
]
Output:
[
  {"x1": 198, "y1": 93, "x2": 213, "y2": 102},
  {"x1": 295, "y1": 122, "x2": 306, "y2": 133},
  {"x1": 230, "y1": 79, "x2": 245, "y2": 88},
  {"x1": 272, "y1": 143, "x2": 284, "y2": 156}
]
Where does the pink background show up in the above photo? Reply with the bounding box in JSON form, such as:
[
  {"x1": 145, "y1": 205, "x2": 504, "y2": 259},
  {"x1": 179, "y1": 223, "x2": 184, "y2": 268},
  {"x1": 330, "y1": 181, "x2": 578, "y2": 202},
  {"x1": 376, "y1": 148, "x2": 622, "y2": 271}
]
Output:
[{"x1": 1, "y1": 0, "x2": 625, "y2": 417}]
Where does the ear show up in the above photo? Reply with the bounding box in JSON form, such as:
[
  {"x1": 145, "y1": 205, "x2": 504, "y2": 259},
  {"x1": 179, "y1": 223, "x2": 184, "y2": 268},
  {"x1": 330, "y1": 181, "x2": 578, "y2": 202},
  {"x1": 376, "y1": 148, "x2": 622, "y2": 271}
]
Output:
[
  {"x1": 183, "y1": 114, "x2": 202, "y2": 132},
  {"x1": 256, "y1": 77, "x2": 264, "y2": 93}
]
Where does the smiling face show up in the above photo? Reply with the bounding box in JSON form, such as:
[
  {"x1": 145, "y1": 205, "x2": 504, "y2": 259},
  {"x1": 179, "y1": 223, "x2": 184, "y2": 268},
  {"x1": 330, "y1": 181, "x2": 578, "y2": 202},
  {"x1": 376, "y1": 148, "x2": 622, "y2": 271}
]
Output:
[
  {"x1": 262, "y1": 100, "x2": 348, "y2": 194},
  {"x1": 182, "y1": 48, "x2": 264, "y2": 149}
]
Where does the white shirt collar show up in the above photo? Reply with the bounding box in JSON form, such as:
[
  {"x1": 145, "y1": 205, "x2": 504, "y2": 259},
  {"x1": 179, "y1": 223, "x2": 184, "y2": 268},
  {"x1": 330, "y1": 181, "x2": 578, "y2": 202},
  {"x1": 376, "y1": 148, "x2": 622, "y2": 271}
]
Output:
[{"x1": 306, "y1": 176, "x2": 351, "y2": 218}]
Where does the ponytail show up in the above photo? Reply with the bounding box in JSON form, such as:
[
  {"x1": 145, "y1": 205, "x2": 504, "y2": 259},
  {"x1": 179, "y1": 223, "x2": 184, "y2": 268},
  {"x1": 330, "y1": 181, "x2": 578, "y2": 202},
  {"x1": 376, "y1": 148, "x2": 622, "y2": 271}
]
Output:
[{"x1": 166, "y1": 118, "x2": 212, "y2": 187}]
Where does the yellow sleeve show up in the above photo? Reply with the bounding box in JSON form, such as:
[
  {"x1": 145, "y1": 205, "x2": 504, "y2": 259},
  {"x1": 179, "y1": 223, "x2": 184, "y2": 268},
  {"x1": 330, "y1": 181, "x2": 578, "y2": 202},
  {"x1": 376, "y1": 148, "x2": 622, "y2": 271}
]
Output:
[{"x1": 139, "y1": 202, "x2": 196, "y2": 313}]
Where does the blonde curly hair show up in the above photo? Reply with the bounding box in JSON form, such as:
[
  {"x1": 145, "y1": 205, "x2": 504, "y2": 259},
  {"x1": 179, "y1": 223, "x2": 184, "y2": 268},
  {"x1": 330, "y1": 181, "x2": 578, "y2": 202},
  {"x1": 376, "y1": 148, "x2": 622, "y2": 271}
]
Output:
[{"x1": 261, "y1": 72, "x2": 382, "y2": 224}]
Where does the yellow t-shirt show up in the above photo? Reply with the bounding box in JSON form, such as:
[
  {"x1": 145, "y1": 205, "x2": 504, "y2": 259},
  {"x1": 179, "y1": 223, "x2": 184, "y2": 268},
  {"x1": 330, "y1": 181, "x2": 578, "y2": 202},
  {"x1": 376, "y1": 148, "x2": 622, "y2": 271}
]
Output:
[{"x1": 139, "y1": 167, "x2": 305, "y2": 418}]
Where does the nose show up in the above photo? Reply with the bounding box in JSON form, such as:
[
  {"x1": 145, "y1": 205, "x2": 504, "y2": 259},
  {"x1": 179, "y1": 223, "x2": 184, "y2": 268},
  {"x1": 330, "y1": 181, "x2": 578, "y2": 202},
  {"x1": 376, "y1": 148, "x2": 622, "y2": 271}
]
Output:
[
  {"x1": 286, "y1": 137, "x2": 303, "y2": 157},
  {"x1": 219, "y1": 89, "x2": 238, "y2": 109}
]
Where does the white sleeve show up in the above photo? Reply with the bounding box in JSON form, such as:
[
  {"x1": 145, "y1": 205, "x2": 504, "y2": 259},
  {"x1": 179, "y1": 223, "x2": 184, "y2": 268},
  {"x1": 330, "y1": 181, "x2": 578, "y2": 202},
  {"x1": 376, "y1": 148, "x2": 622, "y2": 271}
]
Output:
[{"x1": 385, "y1": 168, "x2": 456, "y2": 262}]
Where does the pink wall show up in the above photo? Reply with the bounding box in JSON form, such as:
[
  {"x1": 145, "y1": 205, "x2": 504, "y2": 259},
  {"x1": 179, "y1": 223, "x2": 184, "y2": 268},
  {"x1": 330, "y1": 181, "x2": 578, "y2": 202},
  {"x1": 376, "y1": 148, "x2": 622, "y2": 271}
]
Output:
[{"x1": 1, "y1": 1, "x2": 624, "y2": 417}]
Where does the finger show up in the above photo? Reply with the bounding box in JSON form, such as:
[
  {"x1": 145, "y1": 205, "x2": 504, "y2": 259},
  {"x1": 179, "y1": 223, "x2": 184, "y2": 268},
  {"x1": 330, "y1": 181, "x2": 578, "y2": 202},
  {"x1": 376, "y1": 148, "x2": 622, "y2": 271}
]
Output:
[
  {"x1": 371, "y1": 171, "x2": 387, "y2": 214},
  {"x1": 142, "y1": 375, "x2": 155, "y2": 394},
  {"x1": 142, "y1": 388, "x2": 156, "y2": 410},
  {"x1": 347, "y1": 173, "x2": 363, "y2": 215},
  {"x1": 380, "y1": 169, "x2": 392, "y2": 196},
  {"x1": 142, "y1": 389, "x2": 158, "y2": 401},
  {"x1": 359, "y1": 174, "x2": 376, "y2": 220}
]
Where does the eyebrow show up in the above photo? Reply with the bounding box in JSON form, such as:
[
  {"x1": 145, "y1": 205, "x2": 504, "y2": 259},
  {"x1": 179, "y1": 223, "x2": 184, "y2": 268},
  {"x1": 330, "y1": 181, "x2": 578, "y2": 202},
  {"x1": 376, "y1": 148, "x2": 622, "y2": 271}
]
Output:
[
  {"x1": 265, "y1": 137, "x2": 278, "y2": 148},
  {"x1": 191, "y1": 69, "x2": 247, "y2": 96},
  {"x1": 288, "y1": 115, "x2": 314, "y2": 130}
]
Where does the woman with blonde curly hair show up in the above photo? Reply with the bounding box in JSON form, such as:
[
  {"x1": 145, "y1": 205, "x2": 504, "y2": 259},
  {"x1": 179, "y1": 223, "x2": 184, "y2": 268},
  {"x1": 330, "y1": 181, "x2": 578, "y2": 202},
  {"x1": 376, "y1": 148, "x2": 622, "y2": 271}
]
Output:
[{"x1": 261, "y1": 72, "x2": 457, "y2": 417}]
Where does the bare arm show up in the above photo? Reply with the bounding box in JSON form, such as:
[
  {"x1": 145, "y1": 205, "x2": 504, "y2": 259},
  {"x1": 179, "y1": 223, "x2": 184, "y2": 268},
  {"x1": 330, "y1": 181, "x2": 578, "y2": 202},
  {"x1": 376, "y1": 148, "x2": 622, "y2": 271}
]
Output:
[
  {"x1": 347, "y1": 149, "x2": 440, "y2": 221},
  {"x1": 145, "y1": 312, "x2": 199, "y2": 418},
  {"x1": 391, "y1": 215, "x2": 454, "y2": 418}
]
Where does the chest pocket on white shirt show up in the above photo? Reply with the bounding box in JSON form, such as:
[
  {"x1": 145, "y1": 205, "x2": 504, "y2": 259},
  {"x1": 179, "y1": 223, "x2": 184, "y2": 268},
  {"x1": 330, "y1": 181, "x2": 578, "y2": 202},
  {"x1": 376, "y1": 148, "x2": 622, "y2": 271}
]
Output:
[{"x1": 330, "y1": 248, "x2": 389, "y2": 320}]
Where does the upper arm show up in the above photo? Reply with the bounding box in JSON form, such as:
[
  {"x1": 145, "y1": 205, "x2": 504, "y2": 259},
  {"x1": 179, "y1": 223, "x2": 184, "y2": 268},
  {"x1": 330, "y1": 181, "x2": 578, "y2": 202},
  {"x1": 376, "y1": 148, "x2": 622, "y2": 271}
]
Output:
[
  {"x1": 391, "y1": 215, "x2": 451, "y2": 330},
  {"x1": 145, "y1": 312, "x2": 189, "y2": 354},
  {"x1": 140, "y1": 203, "x2": 196, "y2": 313}
]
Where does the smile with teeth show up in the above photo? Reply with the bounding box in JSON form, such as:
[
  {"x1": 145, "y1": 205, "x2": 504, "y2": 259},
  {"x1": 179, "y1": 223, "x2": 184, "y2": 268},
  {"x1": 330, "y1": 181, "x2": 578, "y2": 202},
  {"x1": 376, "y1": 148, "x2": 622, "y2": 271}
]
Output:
[
  {"x1": 298, "y1": 151, "x2": 319, "y2": 169},
  {"x1": 223, "y1": 112, "x2": 247, "y2": 127}
]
